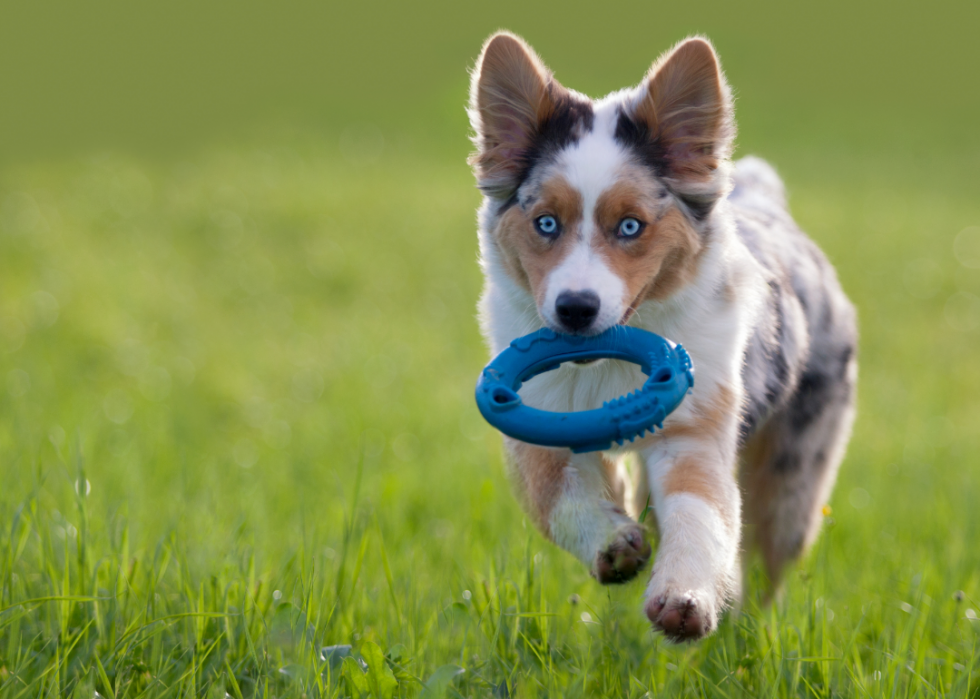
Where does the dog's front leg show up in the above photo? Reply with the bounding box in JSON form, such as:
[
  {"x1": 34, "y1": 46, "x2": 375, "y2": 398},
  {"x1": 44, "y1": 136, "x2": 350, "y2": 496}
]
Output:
[
  {"x1": 504, "y1": 437, "x2": 651, "y2": 583},
  {"x1": 639, "y1": 388, "x2": 742, "y2": 641}
]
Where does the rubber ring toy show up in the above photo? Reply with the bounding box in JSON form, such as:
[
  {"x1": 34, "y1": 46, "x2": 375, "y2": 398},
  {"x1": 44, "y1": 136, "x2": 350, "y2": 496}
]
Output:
[{"x1": 475, "y1": 325, "x2": 694, "y2": 453}]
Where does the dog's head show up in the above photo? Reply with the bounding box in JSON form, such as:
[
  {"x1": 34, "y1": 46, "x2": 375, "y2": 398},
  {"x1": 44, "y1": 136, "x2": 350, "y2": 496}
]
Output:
[{"x1": 469, "y1": 33, "x2": 734, "y2": 335}]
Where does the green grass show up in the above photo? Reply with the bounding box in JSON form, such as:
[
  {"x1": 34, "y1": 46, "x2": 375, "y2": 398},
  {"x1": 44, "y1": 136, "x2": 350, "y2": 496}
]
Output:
[{"x1": 1, "y1": 138, "x2": 980, "y2": 698}]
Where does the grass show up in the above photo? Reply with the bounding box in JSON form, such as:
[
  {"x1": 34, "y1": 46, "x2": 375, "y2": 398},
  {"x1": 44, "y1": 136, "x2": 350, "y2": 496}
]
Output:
[{"x1": 1, "y1": 137, "x2": 980, "y2": 698}]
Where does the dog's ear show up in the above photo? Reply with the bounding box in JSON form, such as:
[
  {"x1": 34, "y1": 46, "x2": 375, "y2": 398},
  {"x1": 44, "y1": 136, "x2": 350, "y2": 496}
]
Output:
[
  {"x1": 625, "y1": 37, "x2": 734, "y2": 216},
  {"x1": 468, "y1": 32, "x2": 557, "y2": 199}
]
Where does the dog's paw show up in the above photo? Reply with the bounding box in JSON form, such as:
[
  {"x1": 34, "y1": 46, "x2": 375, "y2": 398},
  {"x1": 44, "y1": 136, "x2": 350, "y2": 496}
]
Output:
[
  {"x1": 592, "y1": 524, "x2": 651, "y2": 584},
  {"x1": 644, "y1": 589, "x2": 717, "y2": 642}
]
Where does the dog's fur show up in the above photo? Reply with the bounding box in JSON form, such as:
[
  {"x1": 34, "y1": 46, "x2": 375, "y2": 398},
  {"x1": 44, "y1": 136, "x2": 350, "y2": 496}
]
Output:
[{"x1": 467, "y1": 32, "x2": 857, "y2": 641}]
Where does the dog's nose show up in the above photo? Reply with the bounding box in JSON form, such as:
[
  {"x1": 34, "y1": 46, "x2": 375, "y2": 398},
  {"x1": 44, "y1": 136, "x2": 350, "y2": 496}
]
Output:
[{"x1": 555, "y1": 290, "x2": 601, "y2": 332}]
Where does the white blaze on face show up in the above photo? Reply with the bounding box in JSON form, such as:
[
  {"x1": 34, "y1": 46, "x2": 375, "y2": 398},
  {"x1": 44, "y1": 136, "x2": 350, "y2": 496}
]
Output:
[
  {"x1": 540, "y1": 101, "x2": 634, "y2": 333},
  {"x1": 541, "y1": 243, "x2": 626, "y2": 332}
]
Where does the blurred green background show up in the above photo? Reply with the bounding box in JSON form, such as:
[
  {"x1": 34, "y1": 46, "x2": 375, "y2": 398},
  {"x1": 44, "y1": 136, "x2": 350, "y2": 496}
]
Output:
[
  {"x1": 3, "y1": 0, "x2": 979, "y2": 162},
  {"x1": 2, "y1": 1, "x2": 980, "y2": 697}
]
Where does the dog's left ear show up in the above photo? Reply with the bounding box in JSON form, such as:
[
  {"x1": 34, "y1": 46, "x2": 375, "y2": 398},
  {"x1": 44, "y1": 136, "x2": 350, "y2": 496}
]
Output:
[{"x1": 624, "y1": 37, "x2": 735, "y2": 215}]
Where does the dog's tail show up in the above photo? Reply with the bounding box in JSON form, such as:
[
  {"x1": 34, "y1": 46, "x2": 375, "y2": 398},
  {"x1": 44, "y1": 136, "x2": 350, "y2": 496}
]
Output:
[{"x1": 730, "y1": 156, "x2": 787, "y2": 210}]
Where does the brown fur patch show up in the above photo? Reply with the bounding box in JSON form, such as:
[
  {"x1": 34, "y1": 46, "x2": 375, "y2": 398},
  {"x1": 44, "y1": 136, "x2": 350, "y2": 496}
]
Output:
[
  {"x1": 721, "y1": 281, "x2": 737, "y2": 303},
  {"x1": 641, "y1": 208, "x2": 705, "y2": 301},
  {"x1": 658, "y1": 384, "x2": 736, "y2": 445},
  {"x1": 662, "y1": 455, "x2": 728, "y2": 518},
  {"x1": 657, "y1": 385, "x2": 739, "y2": 527},
  {"x1": 504, "y1": 438, "x2": 569, "y2": 534},
  {"x1": 591, "y1": 175, "x2": 704, "y2": 313},
  {"x1": 493, "y1": 175, "x2": 583, "y2": 301},
  {"x1": 738, "y1": 422, "x2": 784, "y2": 584}
]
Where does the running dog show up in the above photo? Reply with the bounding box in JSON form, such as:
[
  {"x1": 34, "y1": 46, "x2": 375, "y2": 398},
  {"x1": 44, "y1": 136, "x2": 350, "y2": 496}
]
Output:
[{"x1": 467, "y1": 32, "x2": 857, "y2": 641}]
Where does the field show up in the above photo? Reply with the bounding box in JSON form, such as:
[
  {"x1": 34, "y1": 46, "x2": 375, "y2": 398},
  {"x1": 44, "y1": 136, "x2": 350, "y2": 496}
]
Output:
[
  {"x1": 1, "y1": 139, "x2": 979, "y2": 697},
  {"x1": 3, "y1": 1, "x2": 980, "y2": 696}
]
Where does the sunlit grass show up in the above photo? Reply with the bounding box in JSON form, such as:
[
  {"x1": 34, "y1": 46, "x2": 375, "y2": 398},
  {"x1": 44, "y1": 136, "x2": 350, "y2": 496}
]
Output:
[{"x1": 1, "y1": 142, "x2": 979, "y2": 697}]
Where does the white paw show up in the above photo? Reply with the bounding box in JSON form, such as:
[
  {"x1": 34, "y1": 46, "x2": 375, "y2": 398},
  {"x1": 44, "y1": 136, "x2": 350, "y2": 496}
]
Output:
[{"x1": 644, "y1": 585, "x2": 720, "y2": 641}]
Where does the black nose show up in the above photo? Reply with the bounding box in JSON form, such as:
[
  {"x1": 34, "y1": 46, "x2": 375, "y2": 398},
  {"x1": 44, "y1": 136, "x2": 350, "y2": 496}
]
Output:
[{"x1": 555, "y1": 290, "x2": 600, "y2": 332}]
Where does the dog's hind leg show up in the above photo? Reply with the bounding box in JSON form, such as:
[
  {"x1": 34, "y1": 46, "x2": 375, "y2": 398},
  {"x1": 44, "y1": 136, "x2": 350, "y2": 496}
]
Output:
[{"x1": 741, "y1": 352, "x2": 857, "y2": 592}]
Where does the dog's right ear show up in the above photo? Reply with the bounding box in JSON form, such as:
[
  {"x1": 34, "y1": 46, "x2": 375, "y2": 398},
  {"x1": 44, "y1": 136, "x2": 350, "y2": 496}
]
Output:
[{"x1": 468, "y1": 32, "x2": 554, "y2": 199}]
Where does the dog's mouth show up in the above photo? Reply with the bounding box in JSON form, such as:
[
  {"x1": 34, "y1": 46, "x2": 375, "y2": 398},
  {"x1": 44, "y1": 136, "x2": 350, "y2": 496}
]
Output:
[{"x1": 572, "y1": 302, "x2": 640, "y2": 365}]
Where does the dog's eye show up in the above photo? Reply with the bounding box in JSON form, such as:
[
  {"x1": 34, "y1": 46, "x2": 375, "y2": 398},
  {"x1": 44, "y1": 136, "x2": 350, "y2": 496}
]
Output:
[
  {"x1": 534, "y1": 215, "x2": 560, "y2": 238},
  {"x1": 617, "y1": 217, "x2": 644, "y2": 239}
]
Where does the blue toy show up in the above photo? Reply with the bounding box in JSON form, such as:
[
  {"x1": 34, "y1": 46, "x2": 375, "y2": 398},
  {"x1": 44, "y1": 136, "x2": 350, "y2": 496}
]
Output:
[{"x1": 475, "y1": 326, "x2": 694, "y2": 453}]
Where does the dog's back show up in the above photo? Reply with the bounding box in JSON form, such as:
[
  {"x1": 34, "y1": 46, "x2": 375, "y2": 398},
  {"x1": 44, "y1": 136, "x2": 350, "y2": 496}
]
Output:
[{"x1": 730, "y1": 156, "x2": 858, "y2": 581}]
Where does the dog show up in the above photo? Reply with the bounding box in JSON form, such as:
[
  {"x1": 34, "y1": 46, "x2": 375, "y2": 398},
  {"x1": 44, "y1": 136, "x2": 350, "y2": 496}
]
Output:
[{"x1": 466, "y1": 32, "x2": 857, "y2": 641}]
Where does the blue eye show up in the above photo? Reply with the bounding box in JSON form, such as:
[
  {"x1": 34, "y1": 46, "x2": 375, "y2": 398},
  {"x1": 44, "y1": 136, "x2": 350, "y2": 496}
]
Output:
[
  {"x1": 534, "y1": 215, "x2": 560, "y2": 237},
  {"x1": 618, "y1": 217, "x2": 644, "y2": 238}
]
